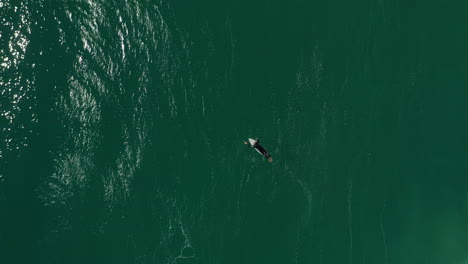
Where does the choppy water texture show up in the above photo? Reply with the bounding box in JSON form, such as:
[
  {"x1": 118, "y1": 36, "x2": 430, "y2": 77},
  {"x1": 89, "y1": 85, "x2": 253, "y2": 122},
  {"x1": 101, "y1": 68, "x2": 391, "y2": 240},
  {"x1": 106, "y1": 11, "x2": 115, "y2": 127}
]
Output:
[{"x1": 2, "y1": 0, "x2": 468, "y2": 263}]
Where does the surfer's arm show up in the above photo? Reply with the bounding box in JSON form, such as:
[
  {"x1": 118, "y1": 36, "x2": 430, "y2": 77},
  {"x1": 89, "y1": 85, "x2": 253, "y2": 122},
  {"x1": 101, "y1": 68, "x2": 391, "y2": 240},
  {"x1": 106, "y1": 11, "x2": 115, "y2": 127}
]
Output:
[{"x1": 244, "y1": 142, "x2": 253, "y2": 147}]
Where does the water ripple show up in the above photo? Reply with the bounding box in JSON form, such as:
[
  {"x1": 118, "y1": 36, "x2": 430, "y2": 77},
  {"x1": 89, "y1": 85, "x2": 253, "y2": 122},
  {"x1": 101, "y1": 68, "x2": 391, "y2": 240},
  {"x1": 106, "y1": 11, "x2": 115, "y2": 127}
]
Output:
[{"x1": 0, "y1": 1, "x2": 37, "y2": 161}]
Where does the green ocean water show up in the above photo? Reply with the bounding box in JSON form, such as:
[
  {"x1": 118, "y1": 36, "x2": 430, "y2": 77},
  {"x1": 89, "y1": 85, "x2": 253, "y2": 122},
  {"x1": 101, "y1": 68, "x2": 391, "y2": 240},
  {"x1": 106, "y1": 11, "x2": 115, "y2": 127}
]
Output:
[{"x1": 1, "y1": 0, "x2": 468, "y2": 263}]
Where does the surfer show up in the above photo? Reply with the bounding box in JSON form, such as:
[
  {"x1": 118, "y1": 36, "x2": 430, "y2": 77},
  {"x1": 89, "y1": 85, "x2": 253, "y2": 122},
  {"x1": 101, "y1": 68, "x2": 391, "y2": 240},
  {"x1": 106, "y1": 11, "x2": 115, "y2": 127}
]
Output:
[{"x1": 244, "y1": 138, "x2": 273, "y2": 162}]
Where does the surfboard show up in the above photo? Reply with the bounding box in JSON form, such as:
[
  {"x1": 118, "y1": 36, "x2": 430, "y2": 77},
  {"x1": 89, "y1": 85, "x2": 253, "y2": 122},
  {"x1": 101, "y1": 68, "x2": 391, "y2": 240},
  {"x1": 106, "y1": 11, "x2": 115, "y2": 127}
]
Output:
[{"x1": 248, "y1": 138, "x2": 263, "y2": 155}]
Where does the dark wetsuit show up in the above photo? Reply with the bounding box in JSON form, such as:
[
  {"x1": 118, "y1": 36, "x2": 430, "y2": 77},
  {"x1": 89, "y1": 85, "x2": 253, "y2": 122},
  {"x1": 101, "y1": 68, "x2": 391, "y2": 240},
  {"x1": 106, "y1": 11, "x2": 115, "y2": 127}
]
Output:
[{"x1": 249, "y1": 140, "x2": 272, "y2": 160}]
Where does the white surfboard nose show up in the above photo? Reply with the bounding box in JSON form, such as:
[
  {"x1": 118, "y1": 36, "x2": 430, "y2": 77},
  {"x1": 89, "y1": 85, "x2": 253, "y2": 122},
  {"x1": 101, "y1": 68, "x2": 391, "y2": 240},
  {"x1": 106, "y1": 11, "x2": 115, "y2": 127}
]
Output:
[{"x1": 248, "y1": 138, "x2": 257, "y2": 146}]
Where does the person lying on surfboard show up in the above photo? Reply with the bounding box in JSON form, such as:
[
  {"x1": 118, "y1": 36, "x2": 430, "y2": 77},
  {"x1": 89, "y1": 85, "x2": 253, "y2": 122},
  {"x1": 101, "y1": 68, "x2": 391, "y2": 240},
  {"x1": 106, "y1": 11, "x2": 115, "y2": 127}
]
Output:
[{"x1": 244, "y1": 138, "x2": 273, "y2": 162}]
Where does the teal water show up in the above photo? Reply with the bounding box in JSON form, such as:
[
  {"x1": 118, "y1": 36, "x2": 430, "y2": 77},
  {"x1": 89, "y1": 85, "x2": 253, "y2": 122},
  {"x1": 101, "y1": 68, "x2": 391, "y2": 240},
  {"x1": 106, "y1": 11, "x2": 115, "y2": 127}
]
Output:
[{"x1": 2, "y1": 0, "x2": 468, "y2": 263}]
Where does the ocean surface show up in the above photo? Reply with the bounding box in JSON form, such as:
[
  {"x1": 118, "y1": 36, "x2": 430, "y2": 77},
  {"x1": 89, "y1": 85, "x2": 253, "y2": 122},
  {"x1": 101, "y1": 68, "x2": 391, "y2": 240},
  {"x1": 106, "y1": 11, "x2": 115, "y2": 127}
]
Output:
[{"x1": 2, "y1": 0, "x2": 468, "y2": 263}]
